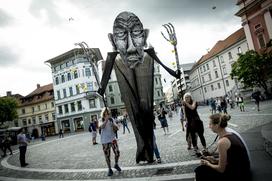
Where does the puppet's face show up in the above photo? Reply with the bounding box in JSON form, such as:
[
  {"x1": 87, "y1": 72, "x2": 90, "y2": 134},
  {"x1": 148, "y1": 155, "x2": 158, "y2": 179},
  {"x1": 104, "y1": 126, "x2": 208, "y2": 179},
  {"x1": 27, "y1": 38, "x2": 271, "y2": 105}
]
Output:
[{"x1": 109, "y1": 12, "x2": 148, "y2": 68}]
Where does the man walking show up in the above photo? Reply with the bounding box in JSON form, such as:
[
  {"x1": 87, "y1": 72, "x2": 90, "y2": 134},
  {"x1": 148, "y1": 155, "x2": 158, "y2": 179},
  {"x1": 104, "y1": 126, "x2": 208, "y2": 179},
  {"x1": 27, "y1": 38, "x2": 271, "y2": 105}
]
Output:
[{"x1": 17, "y1": 129, "x2": 29, "y2": 167}]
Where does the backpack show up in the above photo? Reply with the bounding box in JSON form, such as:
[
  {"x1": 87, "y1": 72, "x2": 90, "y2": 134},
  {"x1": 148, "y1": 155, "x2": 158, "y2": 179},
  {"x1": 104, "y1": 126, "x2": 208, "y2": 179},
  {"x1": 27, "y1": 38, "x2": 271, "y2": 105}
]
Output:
[{"x1": 88, "y1": 124, "x2": 92, "y2": 132}]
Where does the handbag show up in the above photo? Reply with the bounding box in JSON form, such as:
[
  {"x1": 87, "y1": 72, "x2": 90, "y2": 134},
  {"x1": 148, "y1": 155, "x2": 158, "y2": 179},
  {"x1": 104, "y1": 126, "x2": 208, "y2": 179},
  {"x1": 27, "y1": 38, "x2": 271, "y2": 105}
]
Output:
[{"x1": 110, "y1": 118, "x2": 119, "y2": 132}]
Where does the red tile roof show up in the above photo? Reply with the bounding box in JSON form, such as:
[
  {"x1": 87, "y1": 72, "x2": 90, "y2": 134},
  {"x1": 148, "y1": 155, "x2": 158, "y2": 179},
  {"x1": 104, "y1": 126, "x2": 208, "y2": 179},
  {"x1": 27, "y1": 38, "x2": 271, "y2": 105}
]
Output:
[{"x1": 192, "y1": 28, "x2": 246, "y2": 71}]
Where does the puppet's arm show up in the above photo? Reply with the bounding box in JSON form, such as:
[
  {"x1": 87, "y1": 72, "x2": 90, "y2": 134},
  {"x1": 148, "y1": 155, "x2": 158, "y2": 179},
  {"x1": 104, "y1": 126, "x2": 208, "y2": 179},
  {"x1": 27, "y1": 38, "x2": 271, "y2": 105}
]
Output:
[
  {"x1": 97, "y1": 52, "x2": 118, "y2": 96},
  {"x1": 145, "y1": 48, "x2": 181, "y2": 79}
]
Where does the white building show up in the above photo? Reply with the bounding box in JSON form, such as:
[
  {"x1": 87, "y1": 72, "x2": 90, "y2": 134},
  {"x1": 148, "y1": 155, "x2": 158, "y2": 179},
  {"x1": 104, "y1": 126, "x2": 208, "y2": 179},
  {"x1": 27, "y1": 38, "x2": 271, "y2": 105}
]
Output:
[
  {"x1": 189, "y1": 28, "x2": 248, "y2": 102},
  {"x1": 45, "y1": 48, "x2": 104, "y2": 133}
]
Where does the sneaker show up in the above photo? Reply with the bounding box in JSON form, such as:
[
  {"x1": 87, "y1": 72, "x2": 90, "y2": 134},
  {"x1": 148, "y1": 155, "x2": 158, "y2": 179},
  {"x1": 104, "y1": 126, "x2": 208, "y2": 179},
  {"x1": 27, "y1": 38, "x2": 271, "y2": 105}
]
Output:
[
  {"x1": 114, "y1": 164, "x2": 121, "y2": 172},
  {"x1": 157, "y1": 158, "x2": 162, "y2": 163},
  {"x1": 107, "y1": 168, "x2": 113, "y2": 176}
]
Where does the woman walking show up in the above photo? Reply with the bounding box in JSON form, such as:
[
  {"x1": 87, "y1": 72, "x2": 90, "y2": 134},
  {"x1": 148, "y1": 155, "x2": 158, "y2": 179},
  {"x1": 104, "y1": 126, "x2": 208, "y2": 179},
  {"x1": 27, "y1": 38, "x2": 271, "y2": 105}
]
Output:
[
  {"x1": 182, "y1": 93, "x2": 207, "y2": 154},
  {"x1": 100, "y1": 107, "x2": 121, "y2": 176}
]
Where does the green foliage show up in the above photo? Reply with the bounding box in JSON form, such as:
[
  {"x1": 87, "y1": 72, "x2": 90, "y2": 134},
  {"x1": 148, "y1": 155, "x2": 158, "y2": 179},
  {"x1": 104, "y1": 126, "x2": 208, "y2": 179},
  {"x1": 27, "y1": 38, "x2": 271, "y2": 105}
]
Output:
[
  {"x1": 0, "y1": 97, "x2": 18, "y2": 125},
  {"x1": 230, "y1": 50, "x2": 272, "y2": 92}
]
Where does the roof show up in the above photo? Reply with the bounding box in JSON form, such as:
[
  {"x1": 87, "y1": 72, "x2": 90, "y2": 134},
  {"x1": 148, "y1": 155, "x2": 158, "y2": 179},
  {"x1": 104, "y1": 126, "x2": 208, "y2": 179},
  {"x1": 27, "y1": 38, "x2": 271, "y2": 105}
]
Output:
[
  {"x1": 25, "y1": 83, "x2": 53, "y2": 98},
  {"x1": 192, "y1": 28, "x2": 246, "y2": 71},
  {"x1": 45, "y1": 48, "x2": 103, "y2": 65},
  {"x1": 181, "y1": 63, "x2": 194, "y2": 72},
  {"x1": 19, "y1": 83, "x2": 54, "y2": 107}
]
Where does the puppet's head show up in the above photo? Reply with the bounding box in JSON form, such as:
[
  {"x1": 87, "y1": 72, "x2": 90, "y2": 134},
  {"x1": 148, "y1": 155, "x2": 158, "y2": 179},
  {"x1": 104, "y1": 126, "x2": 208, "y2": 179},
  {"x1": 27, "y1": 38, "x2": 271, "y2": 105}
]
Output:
[{"x1": 108, "y1": 11, "x2": 149, "y2": 68}]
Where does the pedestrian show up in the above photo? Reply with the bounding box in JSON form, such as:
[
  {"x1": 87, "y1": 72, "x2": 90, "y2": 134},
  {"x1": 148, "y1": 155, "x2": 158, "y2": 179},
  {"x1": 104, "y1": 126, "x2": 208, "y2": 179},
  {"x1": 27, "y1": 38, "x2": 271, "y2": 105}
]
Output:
[
  {"x1": 220, "y1": 97, "x2": 228, "y2": 114},
  {"x1": 0, "y1": 136, "x2": 5, "y2": 157},
  {"x1": 99, "y1": 107, "x2": 121, "y2": 176},
  {"x1": 17, "y1": 129, "x2": 29, "y2": 167},
  {"x1": 182, "y1": 92, "x2": 207, "y2": 155},
  {"x1": 153, "y1": 118, "x2": 161, "y2": 163},
  {"x1": 122, "y1": 114, "x2": 130, "y2": 134},
  {"x1": 59, "y1": 128, "x2": 64, "y2": 138},
  {"x1": 2, "y1": 135, "x2": 13, "y2": 157},
  {"x1": 210, "y1": 98, "x2": 216, "y2": 114},
  {"x1": 252, "y1": 90, "x2": 261, "y2": 111},
  {"x1": 194, "y1": 113, "x2": 251, "y2": 181},
  {"x1": 157, "y1": 107, "x2": 169, "y2": 135},
  {"x1": 237, "y1": 94, "x2": 245, "y2": 112},
  {"x1": 89, "y1": 118, "x2": 98, "y2": 145}
]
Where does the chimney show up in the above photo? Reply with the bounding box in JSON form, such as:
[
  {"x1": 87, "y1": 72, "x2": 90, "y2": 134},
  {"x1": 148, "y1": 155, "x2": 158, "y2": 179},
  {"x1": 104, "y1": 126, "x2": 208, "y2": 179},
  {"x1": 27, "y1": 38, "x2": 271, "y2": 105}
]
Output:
[
  {"x1": 6, "y1": 91, "x2": 12, "y2": 97},
  {"x1": 37, "y1": 84, "x2": 40, "y2": 89}
]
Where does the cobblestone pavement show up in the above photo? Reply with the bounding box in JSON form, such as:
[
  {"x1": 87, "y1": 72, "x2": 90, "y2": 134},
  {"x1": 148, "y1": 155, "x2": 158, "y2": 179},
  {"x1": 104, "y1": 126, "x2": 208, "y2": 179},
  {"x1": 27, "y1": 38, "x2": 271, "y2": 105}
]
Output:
[{"x1": 0, "y1": 100, "x2": 271, "y2": 180}]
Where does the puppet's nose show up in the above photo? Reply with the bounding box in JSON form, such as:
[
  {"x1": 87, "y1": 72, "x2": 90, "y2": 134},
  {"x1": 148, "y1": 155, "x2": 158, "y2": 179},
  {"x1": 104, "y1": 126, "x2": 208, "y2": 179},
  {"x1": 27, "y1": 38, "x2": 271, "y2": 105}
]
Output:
[{"x1": 127, "y1": 33, "x2": 136, "y2": 53}]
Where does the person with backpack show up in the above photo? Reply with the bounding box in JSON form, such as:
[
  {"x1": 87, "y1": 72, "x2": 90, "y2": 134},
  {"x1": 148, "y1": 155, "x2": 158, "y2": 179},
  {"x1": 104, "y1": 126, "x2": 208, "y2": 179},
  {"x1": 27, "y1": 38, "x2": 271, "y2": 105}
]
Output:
[
  {"x1": 252, "y1": 90, "x2": 261, "y2": 111},
  {"x1": 2, "y1": 135, "x2": 13, "y2": 157},
  {"x1": 89, "y1": 118, "x2": 99, "y2": 145}
]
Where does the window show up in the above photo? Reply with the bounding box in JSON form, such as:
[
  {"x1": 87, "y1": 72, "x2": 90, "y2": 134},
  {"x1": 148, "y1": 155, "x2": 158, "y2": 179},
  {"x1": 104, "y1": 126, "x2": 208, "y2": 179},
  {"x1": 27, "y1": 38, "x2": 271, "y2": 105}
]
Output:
[
  {"x1": 69, "y1": 87, "x2": 73, "y2": 96},
  {"x1": 203, "y1": 65, "x2": 206, "y2": 72},
  {"x1": 228, "y1": 52, "x2": 232, "y2": 60},
  {"x1": 215, "y1": 71, "x2": 219, "y2": 78},
  {"x1": 22, "y1": 108, "x2": 25, "y2": 114},
  {"x1": 206, "y1": 64, "x2": 209, "y2": 70},
  {"x1": 213, "y1": 60, "x2": 216, "y2": 67},
  {"x1": 257, "y1": 34, "x2": 266, "y2": 48},
  {"x1": 223, "y1": 67, "x2": 227, "y2": 75},
  {"x1": 87, "y1": 82, "x2": 93, "y2": 91},
  {"x1": 200, "y1": 66, "x2": 203, "y2": 73},
  {"x1": 208, "y1": 73, "x2": 212, "y2": 81},
  {"x1": 32, "y1": 117, "x2": 36, "y2": 124},
  {"x1": 77, "y1": 101, "x2": 82, "y2": 111},
  {"x1": 45, "y1": 103, "x2": 48, "y2": 109},
  {"x1": 202, "y1": 76, "x2": 205, "y2": 83},
  {"x1": 220, "y1": 56, "x2": 224, "y2": 63},
  {"x1": 226, "y1": 79, "x2": 229, "y2": 87},
  {"x1": 57, "y1": 90, "x2": 61, "y2": 99},
  {"x1": 74, "y1": 70, "x2": 78, "y2": 79},
  {"x1": 58, "y1": 106, "x2": 63, "y2": 115},
  {"x1": 71, "y1": 102, "x2": 75, "y2": 112},
  {"x1": 89, "y1": 99, "x2": 96, "y2": 108},
  {"x1": 110, "y1": 97, "x2": 115, "y2": 104},
  {"x1": 76, "y1": 85, "x2": 80, "y2": 94},
  {"x1": 238, "y1": 47, "x2": 242, "y2": 54},
  {"x1": 51, "y1": 102, "x2": 54, "y2": 108},
  {"x1": 32, "y1": 107, "x2": 35, "y2": 113},
  {"x1": 45, "y1": 114, "x2": 48, "y2": 122},
  {"x1": 157, "y1": 90, "x2": 161, "y2": 97},
  {"x1": 109, "y1": 85, "x2": 113, "y2": 92},
  {"x1": 28, "y1": 119, "x2": 31, "y2": 124},
  {"x1": 85, "y1": 68, "x2": 91, "y2": 77},
  {"x1": 217, "y1": 82, "x2": 221, "y2": 89},
  {"x1": 67, "y1": 72, "x2": 71, "y2": 81},
  {"x1": 22, "y1": 119, "x2": 27, "y2": 126},
  {"x1": 55, "y1": 77, "x2": 59, "y2": 85},
  {"x1": 211, "y1": 84, "x2": 214, "y2": 91},
  {"x1": 204, "y1": 87, "x2": 207, "y2": 93},
  {"x1": 38, "y1": 105, "x2": 40, "y2": 111},
  {"x1": 52, "y1": 113, "x2": 55, "y2": 120},
  {"x1": 39, "y1": 116, "x2": 42, "y2": 123},
  {"x1": 61, "y1": 74, "x2": 65, "y2": 83},
  {"x1": 63, "y1": 88, "x2": 67, "y2": 98},
  {"x1": 64, "y1": 104, "x2": 69, "y2": 113},
  {"x1": 155, "y1": 78, "x2": 158, "y2": 85}
]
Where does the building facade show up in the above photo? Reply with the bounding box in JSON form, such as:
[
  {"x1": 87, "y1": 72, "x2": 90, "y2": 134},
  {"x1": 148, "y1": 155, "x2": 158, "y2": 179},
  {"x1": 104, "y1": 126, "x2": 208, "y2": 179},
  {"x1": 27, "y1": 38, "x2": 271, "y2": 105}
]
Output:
[
  {"x1": 236, "y1": 0, "x2": 272, "y2": 51},
  {"x1": 189, "y1": 28, "x2": 248, "y2": 102},
  {"x1": 16, "y1": 84, "x2": 56, "y2": 138},
  {"x1": 45, "y1": 48, "x2": 104, "y2": 133}
]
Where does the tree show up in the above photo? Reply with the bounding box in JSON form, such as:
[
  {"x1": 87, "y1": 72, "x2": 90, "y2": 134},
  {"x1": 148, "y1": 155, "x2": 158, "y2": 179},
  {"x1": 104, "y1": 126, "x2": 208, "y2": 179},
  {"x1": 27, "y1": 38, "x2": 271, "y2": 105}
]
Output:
[
  {"x1": 0, "y1": 97, "x2": 18, "y2": 126},
  {"x1": 230, "y1": 50, "x2": 272, "y2": 95}
]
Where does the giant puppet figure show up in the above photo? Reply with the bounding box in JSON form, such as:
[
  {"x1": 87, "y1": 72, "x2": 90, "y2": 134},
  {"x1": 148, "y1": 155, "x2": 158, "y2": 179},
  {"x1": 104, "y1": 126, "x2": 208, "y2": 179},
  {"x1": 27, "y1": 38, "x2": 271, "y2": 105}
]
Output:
[{"x1": 98, "y1": 11, "x2": 180, "y2": 163}]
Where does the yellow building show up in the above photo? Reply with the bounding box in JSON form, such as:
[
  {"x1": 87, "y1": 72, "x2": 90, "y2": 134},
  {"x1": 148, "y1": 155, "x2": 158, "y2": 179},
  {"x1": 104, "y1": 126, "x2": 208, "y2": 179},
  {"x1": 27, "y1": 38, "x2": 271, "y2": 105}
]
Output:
[{"x1": 16, "y1": 84, "x2": 56, "y2": 138}]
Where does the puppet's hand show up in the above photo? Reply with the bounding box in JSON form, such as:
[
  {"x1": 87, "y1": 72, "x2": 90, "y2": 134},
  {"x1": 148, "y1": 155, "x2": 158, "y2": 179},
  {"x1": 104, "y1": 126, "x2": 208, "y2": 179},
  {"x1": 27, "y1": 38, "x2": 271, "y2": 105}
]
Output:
[
  {"x1": 97, "y1": 88, "x2": 103, "y2": 96},
  {"x1": 176, "y1": 69, "x2": 181, "y2": 78}
]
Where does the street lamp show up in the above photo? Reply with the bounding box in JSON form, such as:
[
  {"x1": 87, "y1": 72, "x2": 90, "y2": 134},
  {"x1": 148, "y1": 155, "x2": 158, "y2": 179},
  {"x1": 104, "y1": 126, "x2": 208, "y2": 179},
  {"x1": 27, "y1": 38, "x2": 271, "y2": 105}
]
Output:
[{"x1": 74, "y1": 41, "x2": 107, "y2": 107}]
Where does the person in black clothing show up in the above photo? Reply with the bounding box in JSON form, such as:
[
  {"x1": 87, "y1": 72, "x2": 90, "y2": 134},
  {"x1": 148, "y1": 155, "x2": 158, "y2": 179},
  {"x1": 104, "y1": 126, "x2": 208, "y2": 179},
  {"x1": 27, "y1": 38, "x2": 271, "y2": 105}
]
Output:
[
  {"x1": 252, "y1": 90, "x2": 261, "y2": 111},
  {"x1": 2, "y1": 135, "x2": 13, "y2": 157},
  {"x1": 220, "y1": 97, "x2": 228, "y2": 114},
  {"x1": 59, "y1": 129, "x2": 64, "y2": 138},
  {"x1": 182, "y1": 92, "x2": 207, "y2": 154},
  {"x1": 195, "y1": 113, "x2": 251, "y2": 181}
]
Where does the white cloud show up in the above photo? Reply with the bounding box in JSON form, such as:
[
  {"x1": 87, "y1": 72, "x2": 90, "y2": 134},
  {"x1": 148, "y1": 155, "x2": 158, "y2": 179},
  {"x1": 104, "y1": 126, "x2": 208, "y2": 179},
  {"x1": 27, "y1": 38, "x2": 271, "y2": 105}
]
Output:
[{"x1": 0, "y1": 0, "x2": 242, "y2": 96}]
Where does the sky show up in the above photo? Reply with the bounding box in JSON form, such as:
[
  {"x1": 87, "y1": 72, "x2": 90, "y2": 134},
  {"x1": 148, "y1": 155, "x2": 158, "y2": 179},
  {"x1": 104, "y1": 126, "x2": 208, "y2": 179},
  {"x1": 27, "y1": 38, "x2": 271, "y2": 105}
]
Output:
[{"x1": 0, "y1": 0, "x2": 242, "y2": 96}]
